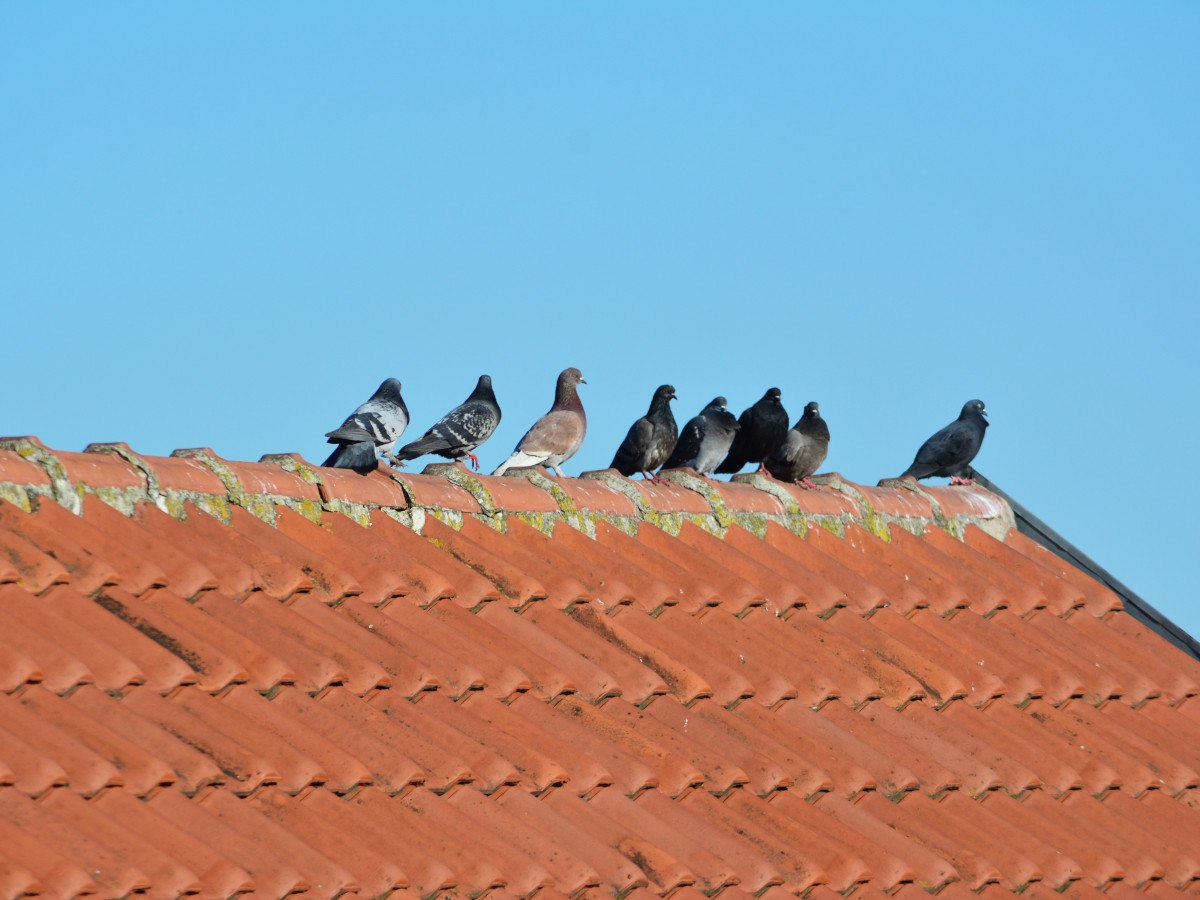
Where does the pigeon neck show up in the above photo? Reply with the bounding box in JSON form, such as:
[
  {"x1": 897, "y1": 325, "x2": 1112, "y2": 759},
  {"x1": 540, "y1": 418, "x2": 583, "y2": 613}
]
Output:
[
  {"x1": 467, "y1": 382, "x2": 496, "y2": 404},
  {"x1": 554, "y1": 380, "x2": 583, "y2": 411},
  {"x1": 798, "y1": 414, "x2": 830, "y2": 441},
  {"x1": 648, "y1": 395, "x2": 673, "y2": 418}
]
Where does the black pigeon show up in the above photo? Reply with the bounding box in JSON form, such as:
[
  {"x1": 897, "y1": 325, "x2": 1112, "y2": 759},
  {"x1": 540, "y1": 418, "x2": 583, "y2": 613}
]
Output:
[
  {"x1": 611, "y1": 384, "x2": 678, "y2": 482},
  {"x1": 902, "y1": 399, "x2": 989, "y2": 484},
  {"x1": 663, "y1": 396, "x2": 740, "y2": 477},
  {"x1": 322, "y1": 377, "x2": 409, "y2": 473},
  {"x1": 765, "y1": 401, "x2": 830, "y2": 487},
  {"x1": 395, "y1": 375, "x2": 501, "y2": 471},
  {"x1": 716, "y1": 387, "x2": 789, "y2": 474}
]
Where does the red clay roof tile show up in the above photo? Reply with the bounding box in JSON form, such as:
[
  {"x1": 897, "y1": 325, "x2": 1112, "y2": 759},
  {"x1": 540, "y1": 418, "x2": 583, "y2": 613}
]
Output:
[
  {"x1": 56, "y1": 448, "x2": 145, "y2": 491},
  {"x1": 0, "y1": 808, "x2": 96, "y2": 897},
  {"x1": 3, "y1": 439, "x2": 1199, "y2": 897},
  {"x1": 246, "y1": 787, "x2": 407, "y2": 896},
  {"x1": 764, "y1": 522, "x2": 891, "y2": 614},
  {"x1": 0, "y1": 787, "x2": 152, "y2": 895},
  {"x1": 0, "y1": 449, "x2": 51, "y2": 486},
  {"x1": 82, "y1": 497, "x2": 220, "y2": 597}
]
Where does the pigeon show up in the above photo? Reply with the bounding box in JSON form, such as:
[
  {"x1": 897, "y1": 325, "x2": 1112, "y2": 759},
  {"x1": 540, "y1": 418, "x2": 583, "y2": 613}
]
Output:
[
  {"x1": 492, "y1": 368, "x2": 587, "y2": 477},
  {"x1": 662, "y1": 396, "x2": 740, "y2": 476},
  {"x1": 610, "y1": 384, "x2": 678, "y2": 482},
  {"x1": 902, "y1": 399, "x2": 989, "y2": 484},
  {"x1": 765, "y1": 401, "x2": 830, "y2": 488},
  {"x1": 395, "y1": 375, "x2": 501, "y2": 470},
  {"x1": 322, "y1": 377, "x2": 409, "y2": 473},
  {"x1": 716, "y1": 387, "x2": 789, "y2": 474}
]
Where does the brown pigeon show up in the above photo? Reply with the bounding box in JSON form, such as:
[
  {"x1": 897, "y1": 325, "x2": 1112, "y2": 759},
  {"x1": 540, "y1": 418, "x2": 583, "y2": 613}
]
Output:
[{"x1": 492, "y1": 368, "x2": 587, "y2": 477}]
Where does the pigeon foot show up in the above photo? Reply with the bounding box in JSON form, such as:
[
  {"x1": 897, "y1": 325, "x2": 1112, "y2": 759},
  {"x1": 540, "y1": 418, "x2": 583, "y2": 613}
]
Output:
[
  {"x1": 800, "y1": 478, "x2": 817, "y2": 489},
  {"x1": 949, "y1": 476, "x2": 975, "y2": 486},
  {"x1": 467, "y1": 452, "x2": 480, "y2": 471}
]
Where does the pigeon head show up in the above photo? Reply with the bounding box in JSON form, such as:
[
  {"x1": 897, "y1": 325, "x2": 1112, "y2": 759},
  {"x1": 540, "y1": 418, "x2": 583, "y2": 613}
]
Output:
[
  {"x1": 706, "y1": 396, "x2": 728, "y2": 411},
  {"x1": 803, "y1": 401, "x2": 820, "y2": 417},
  {"x1": 553, "y1": 368, "x2": 586, "y2": 409},
  {"x1": 558, "y1": 367, "x2": 586, "y2": 386},
  {"x1": 467, "y1": 375, "x2": 497, "y2": 402},
  {"x1": 762, "y1": 387, "x2": 783, "y2": 405},
  {"x1": 647, "y1": 384, "x2": 676, "y2": 414},
  {"x1": 371, "y1": 378, "x2": 405, "y2": 403},
  {"x1": 960, "y1": 399, "x2": 988, "y2": 420}
]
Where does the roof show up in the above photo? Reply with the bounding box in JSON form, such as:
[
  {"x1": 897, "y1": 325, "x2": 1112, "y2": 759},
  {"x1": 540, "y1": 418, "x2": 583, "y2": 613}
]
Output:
[
  {"x1": 966, "y1": 469, "x2": 1200, "y2": 664},
  {"x1": 1, "y1": 434, "x2": 1199, "y2": 898}
]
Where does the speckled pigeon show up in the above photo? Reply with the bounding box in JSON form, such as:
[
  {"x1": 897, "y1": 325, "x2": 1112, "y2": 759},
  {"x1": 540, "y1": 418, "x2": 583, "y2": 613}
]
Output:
[
  {"x1": 765, "y1": 401, "x2": 830, "y2": 487},
  {"x1": 395, "y1": 375, "x2": 501, "y2": 470},
  {"x1": 902, "y1": 399, "x2": 988, "y2": 484},
  {"x1": 322, "y1": 377, "x2": 409, "y2": 473},
  {"x1": 493, "y1": 368, "x2": 587, "y2": 477},
  {"x1": 716, "y1": 387, "x2": 789, "y2": 474},
  {"x1": 663, "y1": 396, "x2": 740, "y2": 477},
  {"x1": 611, "y1": 384, "x2": 678, "y2": 482}
]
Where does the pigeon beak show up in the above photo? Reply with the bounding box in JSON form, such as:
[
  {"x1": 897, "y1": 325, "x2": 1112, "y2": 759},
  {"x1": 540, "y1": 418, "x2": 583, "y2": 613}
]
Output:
[{"x1": 579, "y1": 378, "x2": 587, "y2": 384}]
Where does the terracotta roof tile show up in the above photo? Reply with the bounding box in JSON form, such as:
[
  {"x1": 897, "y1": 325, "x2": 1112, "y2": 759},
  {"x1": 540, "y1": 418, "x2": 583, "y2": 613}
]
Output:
[
  {"x1": 763, "y1": 522, "x2": 890, "y2": 614},
  {"x1": 0, "y1": 448, "x2": 52, "y2": 486},
  {"x1": 0, "y1": 527, "x2": 70, "y2": 595},
  {"x1": 27, "y1": 497, "x2": 168, "y2": 594},
  {"x1": 42, "y1": 787, "x2": 203, "y2": 896},
  {"x1": 245, "y1": 788, "x2": 405, "y2": 896},
  {"x1": 422, "y1": 514, "x2": 551, "y2": 608},
  {"x1": 55, "y1": 448, "x2": 145, "y2": 491},
  {"x1": 334, "y1": 787, "x2": 459, "y2": 895},
  {"x1": 165, "y1": 501, "x2": 316, "y2": 599},
  {"x1": 66, "y1": 685, "x2": 225, "y2": 795},
  {"x1": 0, "y1": 787, "x2": 152, "y2": 896},
  {"x1": 0, "y1": 809, "x2": 96, "y2": 897},
  {"x1": 311, "y1": 463, "x2": 411, "y2": 508},
  {"x1": 2, "y1": 439, "x2": 1198, "y2": 897}
]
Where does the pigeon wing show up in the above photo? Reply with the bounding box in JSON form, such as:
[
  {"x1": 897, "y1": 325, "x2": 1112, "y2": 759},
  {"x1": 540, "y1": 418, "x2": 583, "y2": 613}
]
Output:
[
  {"x1": 664, "y1": 415, "x2": 705, "y2": 469},
  {"x1": 611, "y1": 417, "x2": 655, "y2": 476}
]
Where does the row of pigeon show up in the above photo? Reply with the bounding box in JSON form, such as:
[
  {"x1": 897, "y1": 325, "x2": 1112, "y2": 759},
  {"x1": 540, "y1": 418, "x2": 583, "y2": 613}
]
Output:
[{"x1": 322, "y1": 369, "x2": 989, "y2": 486}]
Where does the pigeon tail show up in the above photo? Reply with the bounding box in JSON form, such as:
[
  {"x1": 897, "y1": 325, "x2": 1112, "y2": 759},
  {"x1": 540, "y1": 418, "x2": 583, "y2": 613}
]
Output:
[
  {"x1": 323, "y1": 441, "x2": 378, "y2": 474},
  {"x1": 493, "y1": 449, "x2": 551, "y2": 476},
  {"x1": 395, "y1": 434, "x2": 455, "y2": 462}
]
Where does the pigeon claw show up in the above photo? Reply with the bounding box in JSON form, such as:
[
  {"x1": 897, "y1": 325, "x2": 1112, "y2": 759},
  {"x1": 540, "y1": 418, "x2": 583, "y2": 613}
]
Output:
[
  {"x1": 800, "y1": 478, "x2": 817, "y2": 490},
  {"x1": 950, "y1": 476, "x2": 975, "y2": 486}
]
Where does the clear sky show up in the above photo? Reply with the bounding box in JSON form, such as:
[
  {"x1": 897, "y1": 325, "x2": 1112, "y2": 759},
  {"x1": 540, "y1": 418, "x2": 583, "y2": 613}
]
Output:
[{"x1": 3, "y1": 7, "x2": 1198, "y2": 635}]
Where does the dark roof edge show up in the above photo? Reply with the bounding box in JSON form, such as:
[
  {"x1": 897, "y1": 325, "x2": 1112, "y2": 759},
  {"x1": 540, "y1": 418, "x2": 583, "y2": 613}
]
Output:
[{"x1": 969, "y1": 468, "x2": 1200, "y2": 663}]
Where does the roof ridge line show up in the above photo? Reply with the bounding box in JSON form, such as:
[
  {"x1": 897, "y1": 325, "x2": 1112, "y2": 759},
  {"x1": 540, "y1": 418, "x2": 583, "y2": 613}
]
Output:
[{"x1": 0, "y1": 438, "x2": 1016, "y2": 546}]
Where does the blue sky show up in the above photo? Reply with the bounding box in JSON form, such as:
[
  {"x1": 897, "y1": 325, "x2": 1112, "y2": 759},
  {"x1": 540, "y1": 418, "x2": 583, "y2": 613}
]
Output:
[{"x1": 3, "y1": 6, "x2": 1198, "y2": 635}]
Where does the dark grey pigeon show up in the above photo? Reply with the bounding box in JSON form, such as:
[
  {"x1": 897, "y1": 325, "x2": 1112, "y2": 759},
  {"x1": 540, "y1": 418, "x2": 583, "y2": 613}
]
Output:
[
  {"x1": 902, "y1": 399, "x2": 988, "y2": 484},
  {"x1": 765, "y1": 401, "x2": 830, "y2": 487},
  {"x1": 611, "y1": 384, "x2": 678, "y2": 482},
  {"x1": 395, "y1": 375, "x2": 501, "y2": 471},
  {"x1": 663, "y1": 396, "x2": 740, "y2": 477},
  {"x1": 716, "y1": 387, "x2": 789, "y2": 474},
  {"x1": 322, "y1": 377, "x2": 409, "y2": 473},
  {"x1": 493, "y1": 368, "x2": 587, "y2": 477}
]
